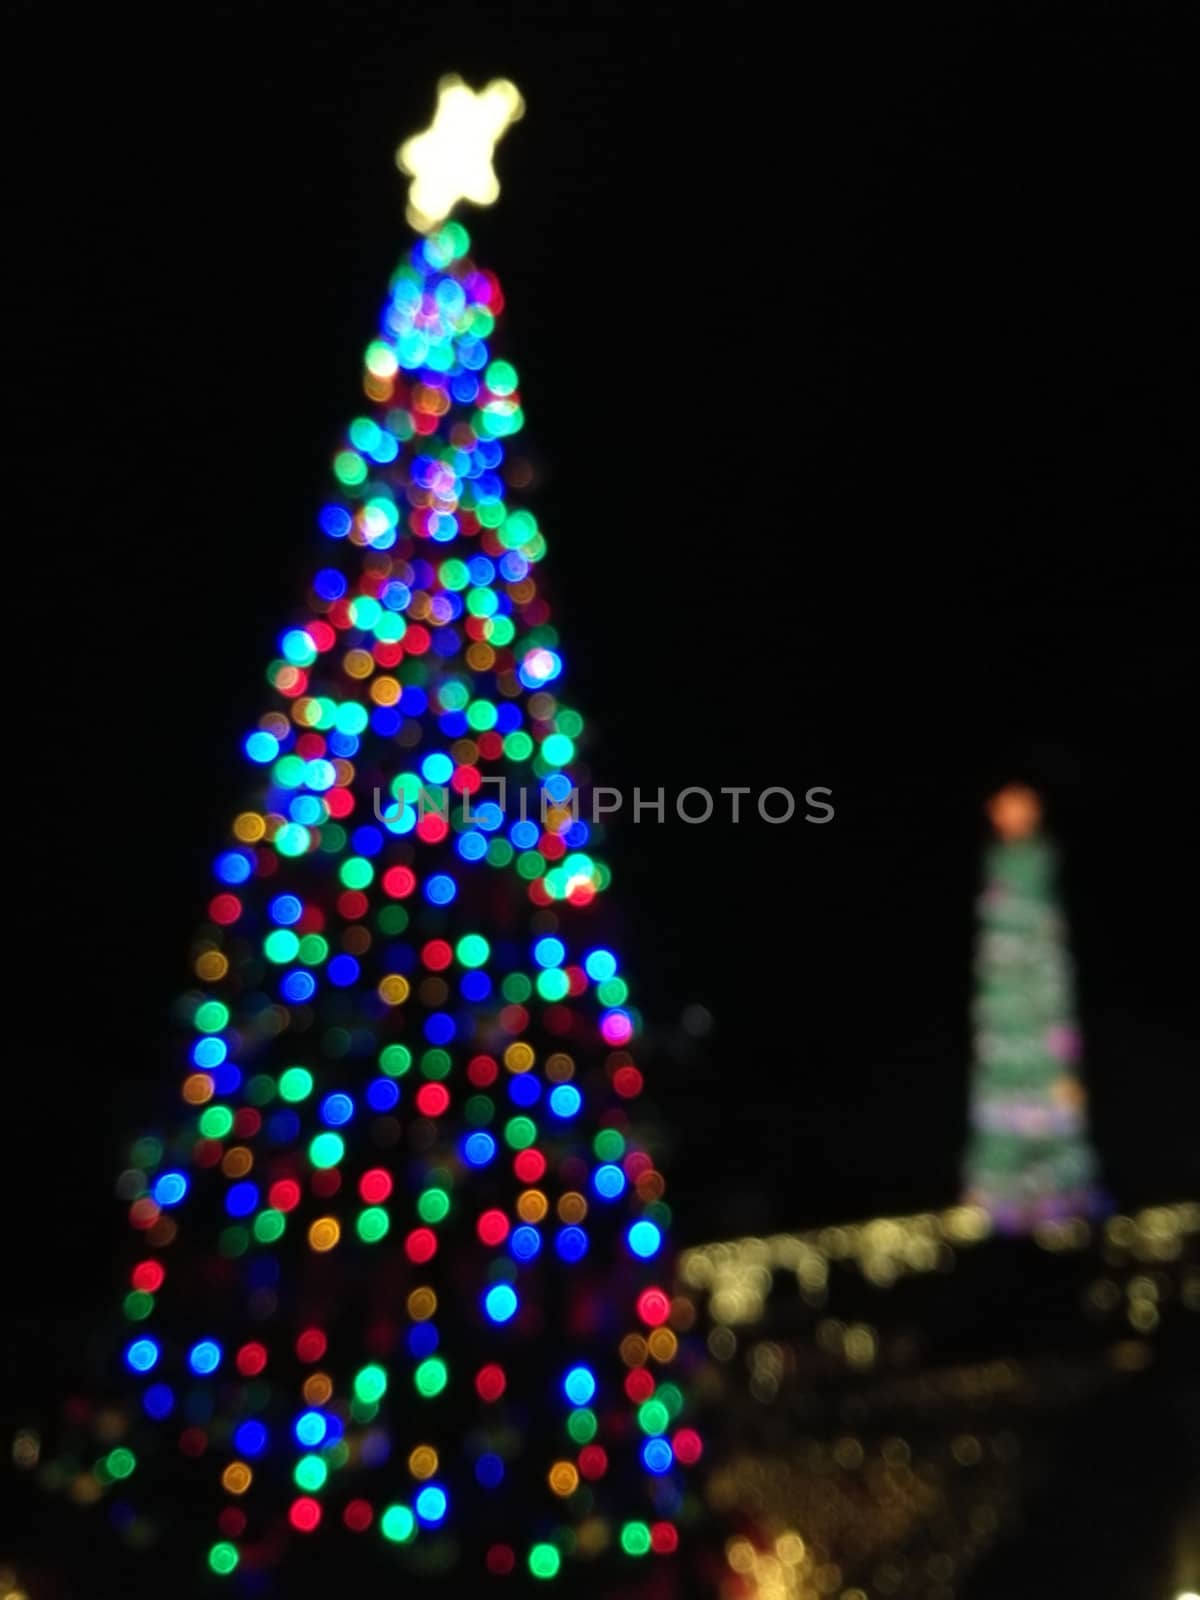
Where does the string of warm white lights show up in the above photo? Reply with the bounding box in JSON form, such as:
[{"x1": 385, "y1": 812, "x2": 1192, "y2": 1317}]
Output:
[
  {"x1": 679, "y1": 1201, "x2": 1197, "y2": 1332},
  {"x1": 678, "y1": 1199, "x2": 1197, "y2": 1599}
]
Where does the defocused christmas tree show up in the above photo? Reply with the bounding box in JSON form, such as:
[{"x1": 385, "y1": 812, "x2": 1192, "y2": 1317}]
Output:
[
  {"x1": 962, "y1": 785, "x2": 1104, "y2": 1231},
  {"x1": 30, "y1": 78, "x2": 700, "y2": 1594}
]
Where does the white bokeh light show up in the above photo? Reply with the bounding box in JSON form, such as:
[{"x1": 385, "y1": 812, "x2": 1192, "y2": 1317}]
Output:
[{"x1": 397, "y1": 75, "x2": 524, "y2": 233}]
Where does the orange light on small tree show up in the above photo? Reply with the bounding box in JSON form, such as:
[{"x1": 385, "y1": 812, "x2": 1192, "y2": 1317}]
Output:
[{"x1": 987, "y1": 784, "x2": 1042, "y2": 841}]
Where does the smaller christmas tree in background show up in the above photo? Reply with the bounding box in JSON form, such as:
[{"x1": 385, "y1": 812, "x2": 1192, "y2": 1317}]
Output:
[{"x1": 962, "y1": 785, "x2": 1104, "y2": 1231}]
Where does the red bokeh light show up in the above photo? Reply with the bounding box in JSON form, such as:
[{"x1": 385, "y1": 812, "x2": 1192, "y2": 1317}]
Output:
[{"x1": 475, "y1": 1364, "x2": 506, "y2": 1402}]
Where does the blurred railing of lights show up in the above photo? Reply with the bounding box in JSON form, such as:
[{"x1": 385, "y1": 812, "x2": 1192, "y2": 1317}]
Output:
[{"x1": 678, "y1": 1200, "x2": 1198, "y2": 1332}]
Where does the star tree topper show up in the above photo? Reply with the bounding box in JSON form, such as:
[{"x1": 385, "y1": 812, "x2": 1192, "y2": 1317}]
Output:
[{"x1": 398, "y1": 75, "x2": 525, "y2": 233}]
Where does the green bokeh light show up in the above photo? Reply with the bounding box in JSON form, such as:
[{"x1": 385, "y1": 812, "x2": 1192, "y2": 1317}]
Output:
[
  {"x1": 414, "y1": 1357, "x2": 448, "y2": 1398},
  {"x1": 529, "y1": 1543, "x2": 561, "y2": 1579},
  {"x1": 354, "y1": 1364, "x2": 388, "y2": 1403}
]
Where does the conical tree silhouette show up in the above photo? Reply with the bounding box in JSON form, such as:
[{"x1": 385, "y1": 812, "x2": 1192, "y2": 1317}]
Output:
[
  {"x1": 962, "y1": 785, "x2": 1103, "y2": 1231},
  {"x1": 40, "y1": 82, "x2": 701, "y2": 1594}
]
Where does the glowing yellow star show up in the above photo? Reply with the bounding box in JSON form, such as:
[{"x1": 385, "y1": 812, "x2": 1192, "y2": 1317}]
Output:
[{"x1": 397, "y1": 75, "x2": 524, "y2": 233}]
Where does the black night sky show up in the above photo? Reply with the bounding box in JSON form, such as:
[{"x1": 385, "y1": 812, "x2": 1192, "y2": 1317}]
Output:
[{"x1": 3, "y1": 2, "x2": 1197, "y2": 1587}]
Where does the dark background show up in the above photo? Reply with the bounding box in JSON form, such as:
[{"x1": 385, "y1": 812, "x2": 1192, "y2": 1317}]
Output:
[{"x1": 3, "y1": 0, "x2": 1196, "y2": 1401}]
